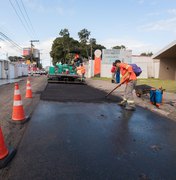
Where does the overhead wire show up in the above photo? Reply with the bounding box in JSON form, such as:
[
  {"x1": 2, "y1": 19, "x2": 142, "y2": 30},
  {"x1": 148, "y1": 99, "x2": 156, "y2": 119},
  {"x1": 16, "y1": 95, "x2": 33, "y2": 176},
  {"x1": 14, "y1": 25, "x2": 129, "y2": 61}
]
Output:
[
  {"x1": 20, "y1": 0, "x2": 37, "y2": 37},
  {"x1": 8, "y1": 0, "x2": 33, "y2": 38},
  {"x1": 15, "y1": 0, "x2": 34, "y2": 35},
  {"x1": 0, "y1": 31, "x2": 22, "y2": 51}
]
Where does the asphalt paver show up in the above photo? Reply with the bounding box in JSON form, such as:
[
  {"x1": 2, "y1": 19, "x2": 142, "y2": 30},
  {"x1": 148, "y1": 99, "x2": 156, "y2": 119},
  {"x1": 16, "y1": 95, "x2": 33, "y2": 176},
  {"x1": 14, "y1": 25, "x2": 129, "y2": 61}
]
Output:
[{"x1": 4, "y1": 83, "x2": 176, "y2": 179}]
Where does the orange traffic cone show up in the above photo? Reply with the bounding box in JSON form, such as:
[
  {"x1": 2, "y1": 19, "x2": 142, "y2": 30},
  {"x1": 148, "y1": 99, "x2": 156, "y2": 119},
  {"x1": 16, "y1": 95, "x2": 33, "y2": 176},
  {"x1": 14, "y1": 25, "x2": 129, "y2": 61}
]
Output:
[
  {"x1": 12, "y1": 83, "x2": 25, "y2": 121},
  {"x1": 0, "y1": 128, "x2": 8, "y2": 160},
  {"x1": 0, "y1": 127, "x2": 16, "y2": 169},
  {"x1": 25, "y1": 79, "x2": 32, "y2": 98}
]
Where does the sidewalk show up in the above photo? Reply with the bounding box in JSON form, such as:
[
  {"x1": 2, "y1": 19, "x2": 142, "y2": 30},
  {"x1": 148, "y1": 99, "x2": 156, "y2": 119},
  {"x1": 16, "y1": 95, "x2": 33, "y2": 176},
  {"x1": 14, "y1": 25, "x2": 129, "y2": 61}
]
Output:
[
  {"x1": 87, "y1": 79, "x2": 176, "y2": 121},
  {"x1": 0, "y1": 79, "x2": 22, "y2": 86}
]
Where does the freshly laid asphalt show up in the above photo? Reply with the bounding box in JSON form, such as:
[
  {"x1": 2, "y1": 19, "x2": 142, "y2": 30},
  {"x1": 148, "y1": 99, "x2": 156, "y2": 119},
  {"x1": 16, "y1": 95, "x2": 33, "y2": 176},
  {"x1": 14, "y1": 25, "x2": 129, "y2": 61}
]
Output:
[{"x1": 5, "y1": 83, "x2": 176, "y2": 180}]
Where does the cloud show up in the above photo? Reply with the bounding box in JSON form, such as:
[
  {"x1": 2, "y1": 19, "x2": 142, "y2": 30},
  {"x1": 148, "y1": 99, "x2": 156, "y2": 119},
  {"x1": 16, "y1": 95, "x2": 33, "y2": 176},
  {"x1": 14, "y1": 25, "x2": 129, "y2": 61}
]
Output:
[
  {"x1": 99, "y1": 37, "x2": 159, "y2": 54},
  {"x1": 138, "y1": 0, "x2": 145, "y2": 4},
  {"x1": 139, "y1": 17, "x2": 176, "y2": 33},
  {"x1": 167, "y1": 8, "x2": 176, "y2": 15},
  {"x1": 36, "y1": 38, "x2": 54, "y2": 67},
  {"x1": 0, "y1": 37, "x2": 54, "y2": 67},
  {"x1": 24, "y1": 0, "x2": 73, "y2": 16},
  {"x1": 146, "y1": 12, "x2": 160, "y2": 17},
  {"x1": 0, "y1": 41, "x2": 22, "y2": 59}
]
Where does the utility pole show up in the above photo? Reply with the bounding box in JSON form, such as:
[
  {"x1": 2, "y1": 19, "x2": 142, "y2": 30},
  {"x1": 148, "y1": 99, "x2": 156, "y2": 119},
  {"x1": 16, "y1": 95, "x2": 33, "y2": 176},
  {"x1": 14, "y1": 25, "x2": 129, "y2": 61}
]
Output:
[{"x1": 30, "y1": 40, "x2": 39, "y2": 65}]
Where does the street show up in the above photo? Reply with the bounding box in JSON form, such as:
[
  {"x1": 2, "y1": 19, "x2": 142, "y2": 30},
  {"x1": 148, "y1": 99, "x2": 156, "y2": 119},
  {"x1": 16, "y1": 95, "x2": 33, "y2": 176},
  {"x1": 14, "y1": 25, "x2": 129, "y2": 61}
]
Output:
[{"x1": 1, "y1": 82, "x2": 176, "y2": 180}]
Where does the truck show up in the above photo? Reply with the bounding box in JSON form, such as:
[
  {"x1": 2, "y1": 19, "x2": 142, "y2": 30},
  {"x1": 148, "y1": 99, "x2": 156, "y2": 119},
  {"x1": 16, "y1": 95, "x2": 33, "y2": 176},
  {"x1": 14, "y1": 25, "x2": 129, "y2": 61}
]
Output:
[{"x1": 47, "y1": 63, "x2": 85, "y2": 84}]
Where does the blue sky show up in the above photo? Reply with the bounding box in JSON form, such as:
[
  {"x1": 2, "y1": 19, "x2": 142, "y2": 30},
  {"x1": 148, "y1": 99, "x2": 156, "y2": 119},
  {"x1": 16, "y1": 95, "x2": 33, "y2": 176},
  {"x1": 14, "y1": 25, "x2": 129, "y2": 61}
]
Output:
[{"x1": 0, "y1": 0, "x2": 176, "y2": 66}]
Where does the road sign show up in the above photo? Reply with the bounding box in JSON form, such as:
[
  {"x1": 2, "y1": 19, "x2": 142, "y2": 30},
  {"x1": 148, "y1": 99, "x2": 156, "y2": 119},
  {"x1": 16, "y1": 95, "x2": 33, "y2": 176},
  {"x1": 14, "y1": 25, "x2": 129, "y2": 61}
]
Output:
[{"x1": 94, "y1": 49, "x2": 102, "y2": 58}]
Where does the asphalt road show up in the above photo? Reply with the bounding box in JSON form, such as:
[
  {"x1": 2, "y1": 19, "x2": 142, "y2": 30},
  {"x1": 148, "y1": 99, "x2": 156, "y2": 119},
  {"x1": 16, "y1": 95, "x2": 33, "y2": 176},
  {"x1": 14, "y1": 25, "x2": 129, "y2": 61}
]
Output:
[{"x1": 4, "y1": 83, "x2": 176, "y2": 180}]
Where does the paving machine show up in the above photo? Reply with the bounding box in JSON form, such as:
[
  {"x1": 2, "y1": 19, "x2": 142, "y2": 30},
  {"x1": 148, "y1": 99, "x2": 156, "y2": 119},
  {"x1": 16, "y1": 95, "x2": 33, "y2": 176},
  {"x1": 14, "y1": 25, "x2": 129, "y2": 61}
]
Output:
[{"x1": 47, "y1": 63, "x2": 85, "y2": 84}]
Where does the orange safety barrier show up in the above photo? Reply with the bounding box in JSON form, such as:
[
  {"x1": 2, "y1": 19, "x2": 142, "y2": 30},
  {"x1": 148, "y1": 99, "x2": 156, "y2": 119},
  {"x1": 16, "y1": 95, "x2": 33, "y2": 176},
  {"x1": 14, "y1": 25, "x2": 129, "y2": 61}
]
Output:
[
  {"x1": 12, "y1": 83, "x2": 25, "y2": 121},
  {"x1": 94, "y1": 57, "x2": 101, "y2": 76},
  {"x1": 25, "y1": 79, "x2": 32, "y2": 98}
]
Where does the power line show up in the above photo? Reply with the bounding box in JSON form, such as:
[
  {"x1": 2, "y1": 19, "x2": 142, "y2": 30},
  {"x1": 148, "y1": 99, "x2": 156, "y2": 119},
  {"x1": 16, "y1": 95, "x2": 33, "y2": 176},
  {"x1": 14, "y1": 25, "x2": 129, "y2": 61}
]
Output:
[
  {"x1": 9, "y1": 0, "x2": 32, "y2": 38},
  {"x1": 0, "y1": 31, "x2": 22, "y2": 51},
  {"x1": 20, "y1": 0, "x2": 37, "y2": 36},
  {"x1": 15, "y1": 0, "x2": 34, "y2": 35}
]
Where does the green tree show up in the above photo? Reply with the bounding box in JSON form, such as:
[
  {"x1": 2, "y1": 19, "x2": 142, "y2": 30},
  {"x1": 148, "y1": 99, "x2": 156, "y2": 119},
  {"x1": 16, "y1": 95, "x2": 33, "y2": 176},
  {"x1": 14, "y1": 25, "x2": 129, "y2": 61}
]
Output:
[
  {"x1": 78, "y1": 28, "x2": 91, "y2": 58},
  {"x1": 140, "y1": 52, "x2": 153, "y2": 56},
  {"x1": 59, "y1": 28, "x2": 70, "y2": 37},
  {"x1": 88, "y1": 38, "x2": 106, "y2": 59},
  {"x1": 50, "y1": 29, "x2": 80, "y2": 65},
  {"x1": 113, "y1": 45, "x2": 126, "y2": 49},
  {"x1": 9, "y1": 56, "x2": 23, "y2": 62}
]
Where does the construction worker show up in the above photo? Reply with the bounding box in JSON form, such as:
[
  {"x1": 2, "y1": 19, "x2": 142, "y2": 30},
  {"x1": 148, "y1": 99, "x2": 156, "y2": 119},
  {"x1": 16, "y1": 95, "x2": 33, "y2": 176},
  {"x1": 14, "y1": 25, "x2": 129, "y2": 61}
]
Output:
[
  {"x1": 115, "y1": 60, "x2": 137, "y2": 111},
  {"x1": 111, "y1": 62, "x2": 116, "y2": 83},
  {"x1": 77, "y1": 63, "x2": 85, "y2": 81}
]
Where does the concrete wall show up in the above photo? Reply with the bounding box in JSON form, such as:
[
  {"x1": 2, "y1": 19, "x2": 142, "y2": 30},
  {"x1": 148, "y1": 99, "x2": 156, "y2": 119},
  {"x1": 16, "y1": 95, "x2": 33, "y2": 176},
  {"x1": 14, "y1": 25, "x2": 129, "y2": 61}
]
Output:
[
  {"x1": 0, "y1": 61, "x2": 2, "y2": 79},
  {"x1": 85, "y1": 56, "x2": 160, "y2": 79},
  {"x1": 101, "y1": 64, "x2": 112, "y2": 78},
  {"x1": 9, "y1": 63, "x2": 15, "y2": 79},
  {"x1": 132, "y1": 56, "x2": 162, "y2": 79},
  {"x1": 153, "y1": 59, "x2": 160, "y2": 79},
  {"x1": 159, "y1": 58, "x2": 176, "y2": 80}
]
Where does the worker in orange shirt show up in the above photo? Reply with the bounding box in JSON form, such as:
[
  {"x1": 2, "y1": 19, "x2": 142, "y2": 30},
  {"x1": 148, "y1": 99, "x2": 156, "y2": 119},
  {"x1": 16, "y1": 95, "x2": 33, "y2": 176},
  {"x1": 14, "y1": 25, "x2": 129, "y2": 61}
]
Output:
[
  {"x1": 115, "y1": 60, "x2": 137, "y2": 111},
  {"x1": 77, "y1": 63, "x2": 85, "y2": 81}
]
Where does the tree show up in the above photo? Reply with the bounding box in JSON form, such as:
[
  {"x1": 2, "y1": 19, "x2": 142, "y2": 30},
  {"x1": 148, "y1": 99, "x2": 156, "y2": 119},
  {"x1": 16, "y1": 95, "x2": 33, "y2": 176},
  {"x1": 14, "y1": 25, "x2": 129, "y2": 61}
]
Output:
[
  {"x1": 78, "y1": 29, "x2": 91, "y2": 58},
  {"x1": 50, "y1": 28, "x2": 106, "y2": 65},
  {"x1": 50, "y1": 30, "x2": 80, "y2": 65},
  {"x1": 8, "y1": 56, "x2": 23, "y2": 62},
  {"x1": 113, "y1": 45, "x2": 126, "y2": 49},
  {"x1": 78, "y1": 28, "x2": 91, "y2": 44},
  {"x1": 140, "y1": 52, "x2": 153, "y2": 56},
  {"x1": 59, "y1": 28, "x2": 70, "y2": 38}
]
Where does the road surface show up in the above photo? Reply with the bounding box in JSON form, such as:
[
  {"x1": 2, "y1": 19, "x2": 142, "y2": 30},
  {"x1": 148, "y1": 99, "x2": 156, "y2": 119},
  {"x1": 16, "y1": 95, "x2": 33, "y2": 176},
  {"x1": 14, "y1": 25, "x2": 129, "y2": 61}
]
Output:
[{"x1": 3, "y1": 83, "x2": 176, "y2": 180}]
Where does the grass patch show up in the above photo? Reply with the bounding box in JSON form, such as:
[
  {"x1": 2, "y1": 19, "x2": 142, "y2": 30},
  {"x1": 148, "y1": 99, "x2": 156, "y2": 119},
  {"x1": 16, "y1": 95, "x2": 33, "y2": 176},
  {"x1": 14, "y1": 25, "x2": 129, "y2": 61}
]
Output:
[
  {"x1": 92, "y1": 77, "x2": 176, "y2": 93},
  {"x1": 92, "y1": 77, "x2": 111, "y2": 81},
  {"x1": 137, "y1": 79, "x2": 176, "y2": 93}
]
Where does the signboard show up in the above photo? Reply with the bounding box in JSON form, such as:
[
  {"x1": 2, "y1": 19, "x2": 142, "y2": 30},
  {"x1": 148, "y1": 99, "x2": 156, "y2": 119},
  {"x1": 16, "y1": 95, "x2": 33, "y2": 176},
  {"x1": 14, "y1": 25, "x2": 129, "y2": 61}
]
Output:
[
  {"x1": 94, "y1": 49, "x2": 102, "y2": 58},
  {"x1": 102, "y1": 49, "x2": 132, "y2": 64},
  {"x1": 23, "y1": 48, "x2": 39, "y2": 58}
]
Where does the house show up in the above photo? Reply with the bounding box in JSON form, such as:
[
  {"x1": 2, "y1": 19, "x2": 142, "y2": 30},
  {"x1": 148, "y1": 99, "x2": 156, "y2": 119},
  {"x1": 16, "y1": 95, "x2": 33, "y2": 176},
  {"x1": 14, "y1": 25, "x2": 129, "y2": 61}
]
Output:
[{"x1": 153, "y1": 40, "x2": 176, "y2": 80}]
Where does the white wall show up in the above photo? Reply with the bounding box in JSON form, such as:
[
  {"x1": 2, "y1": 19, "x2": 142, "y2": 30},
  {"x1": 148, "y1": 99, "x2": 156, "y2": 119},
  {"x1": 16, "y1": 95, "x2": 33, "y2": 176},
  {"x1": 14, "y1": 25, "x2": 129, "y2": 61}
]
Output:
[
  {"x1": 154, "y1": 59, "x2": 160, "y2": 78},
  {"x1": 132, "y1": 56, "x2": 158, "y2": 79},
  {"x1": 0, "y1": 61, "x2": 2, "y2": 79},
  {"x1": 85, "y1": 55, "x2": 160, "y2": 79},
  {"x1": 9, "y1": 64, "x2": 15, "y2": 79},
  {"x1": 101, "y1": 64, "x2": 112, "y2": 78}
]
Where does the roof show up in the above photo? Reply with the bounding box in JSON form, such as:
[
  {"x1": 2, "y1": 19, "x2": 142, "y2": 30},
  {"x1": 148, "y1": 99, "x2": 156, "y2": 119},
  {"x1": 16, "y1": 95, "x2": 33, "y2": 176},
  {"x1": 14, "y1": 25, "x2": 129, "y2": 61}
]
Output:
[{"x1": 153, "y1": 40, "x2": 176, "y2": 59}]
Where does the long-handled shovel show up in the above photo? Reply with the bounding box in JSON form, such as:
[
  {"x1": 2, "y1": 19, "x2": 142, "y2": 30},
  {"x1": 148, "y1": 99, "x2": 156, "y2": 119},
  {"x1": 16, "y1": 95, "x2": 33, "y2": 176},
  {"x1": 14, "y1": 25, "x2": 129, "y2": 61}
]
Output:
[{"x1": 105, "y1": 80, "x2": 125, "y2": 98}]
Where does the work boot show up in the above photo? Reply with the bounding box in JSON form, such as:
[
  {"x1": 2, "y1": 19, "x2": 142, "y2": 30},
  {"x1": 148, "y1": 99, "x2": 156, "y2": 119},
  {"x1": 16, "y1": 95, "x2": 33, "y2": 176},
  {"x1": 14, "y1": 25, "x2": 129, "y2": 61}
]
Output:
[
  {"x1": 111, "y1": 79, "x2": 115, "y2": 83},
  {"x1": 125, "y1": 104, "x2": 136, "y2": 111},
  {"x1": 118, "y1": 100, "x2": 127, "y2": 107}
]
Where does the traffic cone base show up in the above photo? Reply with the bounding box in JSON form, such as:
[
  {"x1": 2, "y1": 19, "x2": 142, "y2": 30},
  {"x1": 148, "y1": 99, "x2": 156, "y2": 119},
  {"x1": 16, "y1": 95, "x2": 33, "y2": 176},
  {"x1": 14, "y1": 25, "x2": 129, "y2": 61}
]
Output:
[{"x1": 0, "y1": 147, "x2": 16, "y2": 169}]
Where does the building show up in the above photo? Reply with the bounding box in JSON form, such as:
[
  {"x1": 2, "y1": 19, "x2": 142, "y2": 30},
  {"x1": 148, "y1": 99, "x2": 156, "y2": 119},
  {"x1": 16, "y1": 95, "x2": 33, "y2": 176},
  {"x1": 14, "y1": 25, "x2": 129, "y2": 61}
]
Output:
[
  {"x1": 153, "y1": 40, "x2": 176, "y2": 80},
  {"x1": 0, "y1": 59, "x2": 28, "y2": 79},
  {"x1": 101, "y1": 49, "x2": 132, "y2": 78}
]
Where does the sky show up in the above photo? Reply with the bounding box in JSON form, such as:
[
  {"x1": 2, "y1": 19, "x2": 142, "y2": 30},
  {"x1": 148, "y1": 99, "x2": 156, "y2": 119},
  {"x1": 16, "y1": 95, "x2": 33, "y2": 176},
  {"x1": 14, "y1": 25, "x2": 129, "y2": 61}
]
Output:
[{"x1": 0, "y1": 0, "x2": 176, "y2": 67}]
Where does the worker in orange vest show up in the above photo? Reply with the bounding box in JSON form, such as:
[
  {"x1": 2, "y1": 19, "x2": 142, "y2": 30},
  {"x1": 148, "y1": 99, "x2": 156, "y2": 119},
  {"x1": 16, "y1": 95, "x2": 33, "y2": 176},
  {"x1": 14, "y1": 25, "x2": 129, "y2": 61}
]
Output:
[
  {"x1": 77, "y1": 63, "x2": 86, "y2": 81},
  {"x1": 115, "y1": 60, "x2": 137, "y2": 111}
]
